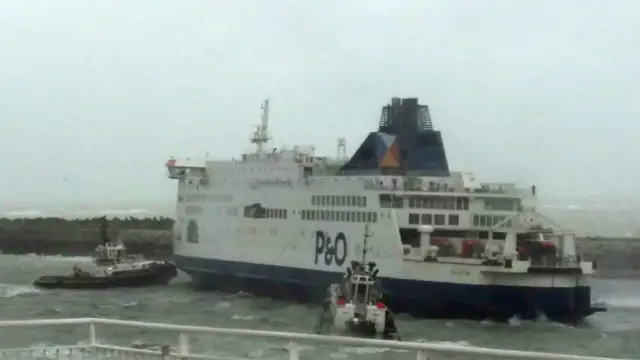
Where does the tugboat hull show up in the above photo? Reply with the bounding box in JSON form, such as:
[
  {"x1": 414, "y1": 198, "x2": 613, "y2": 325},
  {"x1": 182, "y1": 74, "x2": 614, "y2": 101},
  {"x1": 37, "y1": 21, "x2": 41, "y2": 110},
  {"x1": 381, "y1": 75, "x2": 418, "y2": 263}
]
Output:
[{"x1": 33, "y1": 262, "x2": 178, "y2": 289}]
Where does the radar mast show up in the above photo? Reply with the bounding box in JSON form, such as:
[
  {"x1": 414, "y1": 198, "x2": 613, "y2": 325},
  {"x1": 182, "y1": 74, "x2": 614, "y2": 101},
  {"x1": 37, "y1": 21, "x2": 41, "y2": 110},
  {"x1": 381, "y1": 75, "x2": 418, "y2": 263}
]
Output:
[{"x1": 251, "y1": 99, "x2": 271, "y2": 156}]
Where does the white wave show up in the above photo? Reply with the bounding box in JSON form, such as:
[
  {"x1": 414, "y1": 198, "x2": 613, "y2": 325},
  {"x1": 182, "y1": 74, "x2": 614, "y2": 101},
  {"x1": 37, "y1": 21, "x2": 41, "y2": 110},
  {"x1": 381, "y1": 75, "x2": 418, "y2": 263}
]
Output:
[
  {"x1": 215, "y1": 301, "x2": 232, "y2": 308},
  {"x1": 1, "y1": 209, "x2": 43, "y2": 218},
  {"x1": 0, "y1": 206, "x2": 173, "y2": 219},
  {"x1": 0, "y1": 283, "x2": 41, "y2": 298},
  {"x1": 602, "y1": 297, "x2": 640, "y2": 309}
]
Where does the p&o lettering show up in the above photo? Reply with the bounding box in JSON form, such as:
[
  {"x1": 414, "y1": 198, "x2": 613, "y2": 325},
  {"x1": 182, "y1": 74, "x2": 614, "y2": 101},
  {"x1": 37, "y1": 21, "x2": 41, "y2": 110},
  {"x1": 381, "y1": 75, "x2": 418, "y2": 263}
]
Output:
[{"x1": 314, "y1": 231, "x2": 348, "y2": 266}]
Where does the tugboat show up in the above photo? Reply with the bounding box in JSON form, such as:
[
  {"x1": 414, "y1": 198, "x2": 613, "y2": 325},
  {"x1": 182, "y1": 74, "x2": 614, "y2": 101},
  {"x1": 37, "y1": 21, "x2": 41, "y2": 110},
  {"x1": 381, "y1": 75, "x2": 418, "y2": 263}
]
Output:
[
  {"x1": 33, "y1": 216, "x2": 178, "y2": 289},
  {"x1": 315, "y1": 224, "x2": 401, "y2": 340}
]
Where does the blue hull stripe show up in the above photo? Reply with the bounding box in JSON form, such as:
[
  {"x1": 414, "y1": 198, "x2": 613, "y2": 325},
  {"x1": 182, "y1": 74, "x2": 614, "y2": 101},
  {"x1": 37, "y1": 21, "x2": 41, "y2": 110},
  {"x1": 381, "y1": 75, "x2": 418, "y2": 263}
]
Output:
[{"x1": 174, "y1": 255, "x2": 594, "y2": 323}]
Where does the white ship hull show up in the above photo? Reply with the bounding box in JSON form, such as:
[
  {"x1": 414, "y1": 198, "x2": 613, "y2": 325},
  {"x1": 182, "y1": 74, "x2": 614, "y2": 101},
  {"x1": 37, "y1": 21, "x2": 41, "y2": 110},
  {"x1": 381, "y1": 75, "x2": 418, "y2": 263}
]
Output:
[
  {"x1": 172, "y1": 185, "x2": 597, "y2": 323},
  {"x1": 168, "y1": 98, "x2": 603, "y2": 323}
]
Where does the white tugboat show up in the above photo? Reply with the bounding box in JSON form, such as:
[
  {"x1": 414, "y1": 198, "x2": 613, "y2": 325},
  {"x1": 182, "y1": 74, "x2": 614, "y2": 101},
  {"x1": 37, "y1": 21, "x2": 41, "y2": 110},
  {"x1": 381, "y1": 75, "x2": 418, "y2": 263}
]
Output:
[
  {"x1": 33, "y1": 216, "x2": 178, "y2": 289},
  {"x1": 315, "y1": 224, "x2": 400, "y2": 339}
]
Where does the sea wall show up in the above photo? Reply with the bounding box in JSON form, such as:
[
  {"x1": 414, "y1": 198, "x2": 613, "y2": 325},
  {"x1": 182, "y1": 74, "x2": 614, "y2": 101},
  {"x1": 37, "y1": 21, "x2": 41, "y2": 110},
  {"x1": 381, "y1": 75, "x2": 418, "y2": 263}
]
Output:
[
  {"x1": 0, "y1": 217, "x2": 638, "y2": 277},
  {"x1": 0, "y1": 217, "x2": 173, "y2": 259},
  {"x1": 576, "y1": 237, "x2": 640, "y2": 278}
]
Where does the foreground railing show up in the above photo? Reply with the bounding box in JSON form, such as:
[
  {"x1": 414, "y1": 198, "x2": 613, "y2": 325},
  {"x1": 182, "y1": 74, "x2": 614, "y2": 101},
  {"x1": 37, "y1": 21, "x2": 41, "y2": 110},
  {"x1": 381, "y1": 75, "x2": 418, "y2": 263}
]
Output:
[{"x1": 0, "y1": 317, "x2": 636, "y2": 360}]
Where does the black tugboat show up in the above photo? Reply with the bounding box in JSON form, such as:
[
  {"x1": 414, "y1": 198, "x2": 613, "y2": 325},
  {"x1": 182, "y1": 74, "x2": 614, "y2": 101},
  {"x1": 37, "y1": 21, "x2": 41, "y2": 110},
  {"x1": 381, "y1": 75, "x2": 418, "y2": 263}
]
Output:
[
  {"x1": 315, "y1": 224, "x2": 401, "y2": 340},
  {"x1": 33, "y1": 216, "x2": 178, "y2": 289}
]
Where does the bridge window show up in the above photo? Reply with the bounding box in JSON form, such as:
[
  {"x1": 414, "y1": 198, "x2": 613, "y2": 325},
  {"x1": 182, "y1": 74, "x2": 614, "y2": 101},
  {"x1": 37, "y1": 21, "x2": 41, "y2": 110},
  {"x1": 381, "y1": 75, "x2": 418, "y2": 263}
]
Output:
[
  {"x1": 434, "y1": 214, "x2": 445, "y2": 225},
  {"x1": 379, "y1": 194, "x2": 403, "y2": 208},
  {"x1": 409, "y1": 213, "x2": 420, "y2": 225},
  {"x1": 484, "y1": 198, "x2": 519, "y2": 211},
  {"x1": 421, "y1": 214, "x2": 432, "y2": 225},
  {"x1": 448, "y1": 214, "x2": 459, "y2": 226},
  {"x1": 443, "y1": 198, "x2": 455, "y2": 209},
  {"x1": 409, "y1": 196, "x2": 466, "y2": 210},
  {"x1": 456, "y1": 198, "x2": 469, "y2": 210},
  {"x1": 473, "y1": 215, "x2": 508, "y2": 228}
]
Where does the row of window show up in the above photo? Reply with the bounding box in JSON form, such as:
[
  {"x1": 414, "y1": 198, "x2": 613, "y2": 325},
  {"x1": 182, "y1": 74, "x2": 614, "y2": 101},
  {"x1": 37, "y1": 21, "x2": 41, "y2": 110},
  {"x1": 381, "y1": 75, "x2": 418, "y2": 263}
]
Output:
[
  {"x1": 379, "y1": 194, "x2": 404, "y2": 208},
  {"x1": 301, "y1": 209, "x2": 379, "y2": 223},
  {"x1": 473, "y1": 215, "x2": 511, "y2": 228},
  {"x1": 408, "y1": 213, "x2": 460, "y2": 226},
  {"x1": 186, "y1": 206, "x2": 239, "y2": 216},
  {"x1": 408, "y1": 196, "x2": 470, "y2": 210},
  {"x1": 180, "y1": 193, "x2": 234, "y2": 203},
  {"x1": 264, "y1": 208, "x2": 288, "y2": 219},
  {"x1": 243, "y1": 204, "x2": 289, "y2": 219},
  {"x1": 311, "y1": 195, "x2": 367, "y2": 208},
  {"x1": 484, "y1": 198, "x2": 520, "y2": 211}
]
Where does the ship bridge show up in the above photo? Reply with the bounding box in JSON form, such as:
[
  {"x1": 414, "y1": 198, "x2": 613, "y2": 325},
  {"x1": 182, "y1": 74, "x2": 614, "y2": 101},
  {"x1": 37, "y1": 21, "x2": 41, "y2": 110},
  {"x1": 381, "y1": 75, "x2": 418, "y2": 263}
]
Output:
[{"x1": 339, "y1": 97, "x2": 450, "y2": 177}]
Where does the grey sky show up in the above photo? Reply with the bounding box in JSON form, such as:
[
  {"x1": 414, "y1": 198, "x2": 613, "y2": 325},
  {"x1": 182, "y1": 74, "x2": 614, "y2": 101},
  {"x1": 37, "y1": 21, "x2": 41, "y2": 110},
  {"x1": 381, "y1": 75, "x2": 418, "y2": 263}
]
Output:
[{"x1": 0, "y1": 0, "x2": 638, "y2": 207}]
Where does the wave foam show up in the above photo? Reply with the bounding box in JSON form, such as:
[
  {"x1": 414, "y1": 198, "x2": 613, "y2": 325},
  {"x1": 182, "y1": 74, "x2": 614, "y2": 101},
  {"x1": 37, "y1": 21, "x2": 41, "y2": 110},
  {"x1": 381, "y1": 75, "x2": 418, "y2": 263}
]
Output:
[
  {"x1": 602, "y1": 297, "x2": 640, "y2": 309},
  {"x1": 0, "y1": 284, "x2": 41, "y2": 298}
]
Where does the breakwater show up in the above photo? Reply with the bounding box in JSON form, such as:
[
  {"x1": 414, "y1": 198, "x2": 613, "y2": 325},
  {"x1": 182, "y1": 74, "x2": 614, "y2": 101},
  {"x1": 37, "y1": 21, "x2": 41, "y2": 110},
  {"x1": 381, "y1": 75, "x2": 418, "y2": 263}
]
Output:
[
  {"x1": 0, "y1": 217, "x2": 173, "y2": 259},
  {"x1": 0, "y1": 217, "x2": 638, "y2": 277}
]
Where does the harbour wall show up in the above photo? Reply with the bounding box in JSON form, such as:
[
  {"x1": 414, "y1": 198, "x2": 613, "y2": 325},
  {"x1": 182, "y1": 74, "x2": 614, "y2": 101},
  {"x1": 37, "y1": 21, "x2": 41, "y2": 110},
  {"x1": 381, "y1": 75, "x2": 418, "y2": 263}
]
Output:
[
  {"x1": 0, "y1": 217, "x2": 638, "y2": 277},
  {"x1": 0, "y1": 217, "x2": 173, "y2": 259}
]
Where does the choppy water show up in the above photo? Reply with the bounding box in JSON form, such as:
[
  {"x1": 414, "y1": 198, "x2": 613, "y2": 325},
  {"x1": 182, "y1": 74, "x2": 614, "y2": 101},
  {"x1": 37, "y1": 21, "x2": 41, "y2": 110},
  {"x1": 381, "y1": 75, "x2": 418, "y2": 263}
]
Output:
[{"x1": 1, "y1": 254, "x2": 639, "y2": 359}]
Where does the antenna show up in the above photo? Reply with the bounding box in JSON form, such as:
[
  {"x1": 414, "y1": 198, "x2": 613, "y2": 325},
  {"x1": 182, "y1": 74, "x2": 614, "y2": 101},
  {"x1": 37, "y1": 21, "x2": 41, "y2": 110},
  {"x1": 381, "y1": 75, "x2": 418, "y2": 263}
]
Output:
[
  {"x1": 361, "y1": 223, "x2": 374, "y2": 264},
  {"x1": 250, "y1": 99, "x2": 271, "y2": 156}
]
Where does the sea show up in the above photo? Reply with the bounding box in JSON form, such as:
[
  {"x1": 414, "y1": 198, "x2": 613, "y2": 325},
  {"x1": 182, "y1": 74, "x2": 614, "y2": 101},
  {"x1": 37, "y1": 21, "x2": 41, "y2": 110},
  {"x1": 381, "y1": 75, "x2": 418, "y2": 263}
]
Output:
[{"x1": 0, "y1": 254, "x2": 639, "y2": 359}]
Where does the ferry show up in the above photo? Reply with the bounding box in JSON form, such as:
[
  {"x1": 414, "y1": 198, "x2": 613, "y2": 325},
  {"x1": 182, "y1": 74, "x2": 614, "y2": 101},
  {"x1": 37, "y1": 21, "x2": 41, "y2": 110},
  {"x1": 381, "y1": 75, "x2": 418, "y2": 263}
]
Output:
[{"x1": 166, "y1": 97, "x2": 604, "y2": 323}]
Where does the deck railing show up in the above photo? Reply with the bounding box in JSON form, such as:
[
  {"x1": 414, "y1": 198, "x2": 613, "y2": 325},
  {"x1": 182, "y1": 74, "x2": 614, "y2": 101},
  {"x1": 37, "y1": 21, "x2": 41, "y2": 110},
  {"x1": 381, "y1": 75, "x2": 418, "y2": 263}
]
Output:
[{"x1": 0, "y1": 317, "x2": 635, "y2": 360}]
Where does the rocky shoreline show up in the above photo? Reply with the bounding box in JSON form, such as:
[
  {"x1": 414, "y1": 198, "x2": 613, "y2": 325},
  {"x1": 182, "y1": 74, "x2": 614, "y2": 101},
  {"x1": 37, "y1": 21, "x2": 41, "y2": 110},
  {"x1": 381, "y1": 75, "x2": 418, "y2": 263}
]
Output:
[{"x1": 0, "y1": 217, "x2": 638, "y2": 277}]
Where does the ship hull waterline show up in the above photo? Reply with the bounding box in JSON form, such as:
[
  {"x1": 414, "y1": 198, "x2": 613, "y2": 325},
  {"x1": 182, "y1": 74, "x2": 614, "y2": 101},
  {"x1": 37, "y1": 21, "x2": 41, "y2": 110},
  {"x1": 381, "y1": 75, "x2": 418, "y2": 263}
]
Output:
[{"x1": 175, "y1": 255, "x2": 601, "y2": 324}]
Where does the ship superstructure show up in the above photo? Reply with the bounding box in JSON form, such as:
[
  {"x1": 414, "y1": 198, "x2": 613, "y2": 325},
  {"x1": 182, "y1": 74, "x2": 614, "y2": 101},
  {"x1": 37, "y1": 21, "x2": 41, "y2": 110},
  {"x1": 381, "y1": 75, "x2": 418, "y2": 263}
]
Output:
[{"x1": 166, "y1": 97, "x2": 603, "y2": 323}]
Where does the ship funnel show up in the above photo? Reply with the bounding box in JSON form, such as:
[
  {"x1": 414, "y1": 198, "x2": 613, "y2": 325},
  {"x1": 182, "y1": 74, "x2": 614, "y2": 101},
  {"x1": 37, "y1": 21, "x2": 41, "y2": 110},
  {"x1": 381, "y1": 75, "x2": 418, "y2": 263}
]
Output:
[
  {"x1": 378, "y1": 97, "x2": 433, "y2": 134},
  {"x1": 339, "y1": 97, "x2": 450, "y2": 176}
]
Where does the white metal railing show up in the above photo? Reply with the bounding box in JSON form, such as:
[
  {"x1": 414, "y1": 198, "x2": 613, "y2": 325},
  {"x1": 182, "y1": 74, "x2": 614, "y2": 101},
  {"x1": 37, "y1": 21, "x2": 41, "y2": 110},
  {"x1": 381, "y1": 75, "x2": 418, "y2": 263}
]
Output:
[{"x1": 0, "y1": 317, "x2": 636, "y2": 360}]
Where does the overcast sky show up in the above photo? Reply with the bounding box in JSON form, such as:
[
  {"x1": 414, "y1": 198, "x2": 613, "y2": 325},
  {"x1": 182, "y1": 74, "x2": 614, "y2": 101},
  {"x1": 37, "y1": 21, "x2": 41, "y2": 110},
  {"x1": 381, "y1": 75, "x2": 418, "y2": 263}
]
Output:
[{"x1": 0, "y1": 0, "x2": 638, "y2": 207}]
